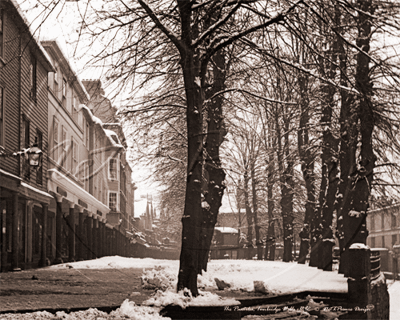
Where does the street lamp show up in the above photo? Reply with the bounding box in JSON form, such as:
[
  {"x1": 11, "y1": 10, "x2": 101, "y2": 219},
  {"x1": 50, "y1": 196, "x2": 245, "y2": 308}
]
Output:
[
  {"x1": 25, "y1": 139, "x2": 43, "y2": 168},
  {"x1": 0, "y1": 138, "x2": 43, "y2": 169}
]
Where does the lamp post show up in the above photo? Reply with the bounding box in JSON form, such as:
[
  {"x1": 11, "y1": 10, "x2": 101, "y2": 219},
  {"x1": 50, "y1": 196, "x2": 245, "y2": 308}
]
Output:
[
  {"x1": 0, "y1": 138, "x2": 43, "y2": 168},
  {"x1": 25, "y1": 140, "x2": 43, "y2": 168}
]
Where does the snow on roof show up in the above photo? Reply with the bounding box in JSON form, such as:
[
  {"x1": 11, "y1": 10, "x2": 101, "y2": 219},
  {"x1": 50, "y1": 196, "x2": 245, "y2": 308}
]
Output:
[
  {"x1": 104, "y1": 129, "x2": 124, "y2": 148},
  {"x1": 215, "y1": 227, "x2": 238, "y2": 234},
  {"x1": 9, "y1": 0, "x2": 55, "y2": 73}
]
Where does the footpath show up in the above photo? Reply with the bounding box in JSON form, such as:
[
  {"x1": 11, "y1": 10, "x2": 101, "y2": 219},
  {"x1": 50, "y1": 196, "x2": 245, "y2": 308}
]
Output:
[{"x1": 0, "y1": 267, "x2": 153, "y2": 314}]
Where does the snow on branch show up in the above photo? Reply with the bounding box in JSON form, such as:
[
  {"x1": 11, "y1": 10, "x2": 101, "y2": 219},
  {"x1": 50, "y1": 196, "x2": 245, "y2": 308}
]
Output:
[
  {"x1": 205, "y1": 0, "x2": 305, "y2": 61},
  {"x1": 207, "y1": 88, "x2": 298, "y2": 106},
  {"x1": 137, "y1": 0, "x2": 184, "y2": 54},
  {"x1": 241, "y1": 37, "x2": 360, "y2": 95},
  {"x1": 192, "y1": 0, "x2": 243, "y2": 48},
  {"x1": 301, "y1": 0, "x2": 380, "y2": 68}
]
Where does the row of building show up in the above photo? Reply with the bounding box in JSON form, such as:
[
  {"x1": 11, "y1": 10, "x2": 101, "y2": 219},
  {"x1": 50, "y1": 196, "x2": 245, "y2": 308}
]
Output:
[{"x1": 0, "y1": 0, "x2": 148, "y2": 271}]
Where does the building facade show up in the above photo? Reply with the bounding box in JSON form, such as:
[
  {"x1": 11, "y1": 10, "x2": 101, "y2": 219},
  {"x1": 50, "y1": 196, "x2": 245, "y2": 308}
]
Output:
[
  {"x1": 367, "y1": 204, "x2": 400, "y2": 249},
  {"x1": 82, "y1": 80, "x2": 135, "y2": 235},
  {"x1": 1, "y1": 4, "x2": 139, "y2": 272},
  {"x1": 0, "y1": 0, "x2": 54, "y2": 271}
]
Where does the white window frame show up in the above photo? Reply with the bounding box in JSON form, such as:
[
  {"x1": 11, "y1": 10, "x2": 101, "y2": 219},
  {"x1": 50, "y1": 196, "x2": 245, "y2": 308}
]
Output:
[
  {"x1": 108, "y1": 191, "x2": 118, "y2": 211},
  {"x1": 53, "y1": 116, "x2": 59, "y2": 163},
  {"x1": 54, "y1": 65, "x2": 59, "y2": 85},
  {"x1": 85, "y1": 121, "x2": 89, "y2": 149},
  {"x1": 61, "y1": 126, "x2": 67, "y2": 167},
  {"x1": 108, "y1": 158, "x2": 119, "y2": 180},
  {"x1": 84, "y1": 162, "x2": 89, "y2": 191},
  {"x1": 62, "y1": 78, "x2": 67, "y2": 98},
  {"x1": 99, "y1": 179, "x2": 102, "y2": 203},
  {"x1": 72, "y1": 136, "x2": 78, "y2": 175}
]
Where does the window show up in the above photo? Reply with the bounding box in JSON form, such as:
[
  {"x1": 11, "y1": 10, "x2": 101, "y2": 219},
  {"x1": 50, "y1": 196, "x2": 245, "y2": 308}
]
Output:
[
  {"x1": 0, "y1": 9, "x2": 3, "y2": 58},
  {"x1": 382, "y1": 236, "x2": 385, "y2": 248},
  {"x1": 62, "y1": 78, "x2": 67, "y2": 108},
  {"x1": 53, "y1": 117, "x2": 59, "y2": 162},
  {"x1": 370, "y1": 237, "x2": 375, "y2": 248},
  {"x1": 94, "y1": 174, "x2": 97, "y2": 198},
  {"x1": 369, "y1": 215, "x2": 375, "y2": 231},
  {"x1": 84, "y1": 162, "x2": 89, "y2": 191},
  {"x1": 381, "y1": 214, "x2": 385, "y2": 230},
  {"x1": 61, "y1": 126, "x2": 67, "y2": 168},
  {"x1": 0, "y1": 86, "x2": 3, "y2": 146},
  {"x1": 109, "y1": 158, "x2": 118, "y2": 180},
  {"x1": 393, "y1": 235, "x2": 398, "y2": 247},
  {"x1": 62, "y1": 78, "x2": 67, "y2": 98},
  {"x1": 36, "y1": 130, "x2": 43, "y2": 185},
  {"x1": 22, "y1": 116, "x2": 30, "y2": 180},
  {"x1": 71, "y1": 137, "x2": 78, "y2": 175},
  {"x1": 54, "y1": 66, "x2": 59, "y2": 95},
  {"x1": 29, "y1": 56, "x2": 37, "y2": 101},
  {"x1": 391, "y1": 213, "x2": 397, "y2": 229},
  {"x1": 72, "y1": 96, "x2": 79, "y2": 123},
  {"x1": 99, "y1": 179, "x2": 102, "y2": 203},
  {"x1": 108, "y1": 192, "x2": 117, "y2": 211},
  {"x1": 85, "y1": 121, "x2": 89, "y2": 148}
]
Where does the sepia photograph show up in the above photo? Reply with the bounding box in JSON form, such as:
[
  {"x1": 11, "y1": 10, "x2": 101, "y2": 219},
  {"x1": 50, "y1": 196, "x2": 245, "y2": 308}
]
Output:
[{"x1": 0, "y1": 0, "x2": 400, "y2": 318}]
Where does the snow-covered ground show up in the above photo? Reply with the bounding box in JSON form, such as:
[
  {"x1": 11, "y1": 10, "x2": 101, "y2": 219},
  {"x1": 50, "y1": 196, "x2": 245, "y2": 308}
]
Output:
[{"x1": 1, "y1": 256, "x2": 399, "y2": 319}]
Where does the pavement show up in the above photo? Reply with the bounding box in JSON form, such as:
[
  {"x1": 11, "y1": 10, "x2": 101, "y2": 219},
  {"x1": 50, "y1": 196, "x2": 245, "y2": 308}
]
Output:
[{"x1": 0, "y1": 266, "x2": 153, "y2": 314}]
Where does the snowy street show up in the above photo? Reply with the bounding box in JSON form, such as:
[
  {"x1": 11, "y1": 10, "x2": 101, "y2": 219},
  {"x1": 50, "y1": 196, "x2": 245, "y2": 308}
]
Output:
[{"x1": 0, "y1": 256, "x2": 398, "y2": 319}]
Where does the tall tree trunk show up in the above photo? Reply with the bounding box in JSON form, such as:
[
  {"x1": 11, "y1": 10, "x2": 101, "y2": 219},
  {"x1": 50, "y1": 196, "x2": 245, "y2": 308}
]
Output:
[
  {"x1": 339, "y1": 0, "x2": 375, "y2": 274},
  {"x1": 276, "y1": 112, "x2": 294, "y2": 262},
  {"x1": 251, "y1": 160, "x2": 262, "y2": 260},
  {"x1": 177, "y1": 1, "x2": 203, "y2": 296},
  {"x1": 244, "y1": 168, "x2": 254, "y2": 257},
  {"x1": 342, "y1": 0, "x2": 375, "y2": 274},
  {"x1": 319, "y1": 33, "x2": 339, "y2": 271},
  {"x1": 336, "y1": 4, "x2": 354, "y2": 274},
  {"x1": 297, "y1": 72, "x2": 315, "y2": 264},
  {"x1": 265, "y1": 125, "x2": 276, "y2": 261},
  {"x1": 198, "y1": 50, "x2": 227, "y2": 273}
]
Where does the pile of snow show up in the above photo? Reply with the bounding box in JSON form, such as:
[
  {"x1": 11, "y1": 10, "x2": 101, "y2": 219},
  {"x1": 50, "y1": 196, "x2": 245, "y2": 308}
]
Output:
[
  {"x1": 0, "y1": 304, "x2": 169, "y2": 320},
  {"x1": 141, "y1": 266, "x2": 177, "y2": 291},
  {"x1": 143, "y1": 288, "x2": 239, "y2": 309}
]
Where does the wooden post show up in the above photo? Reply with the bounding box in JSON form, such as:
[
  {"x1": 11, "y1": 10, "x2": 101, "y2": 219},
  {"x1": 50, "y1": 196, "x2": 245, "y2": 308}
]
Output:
[
  {"x1": 86, "y1": 214, "x2": 92, "y2": 259},
  {"x1": 92, "y1": 217, "x2": 98, "y2": 258},
  {"x1": 12, "y1": 192, "x2": 20, "y2": 271},
  {"x1": 1, "y1": 207, "x2": 7, "y2": 271},
  {"x1": 55, "y1": 196, "x2": 64, "y2": 264},
  {"x1": 68, "y1": 204, "x2": 75, "y2": 262},
  {"x1": 39, "y1": 204, "x2": 48, "y2": 267},
  {"x1": 77, "y1": 209, "x2": 84, "y2": 261}
]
